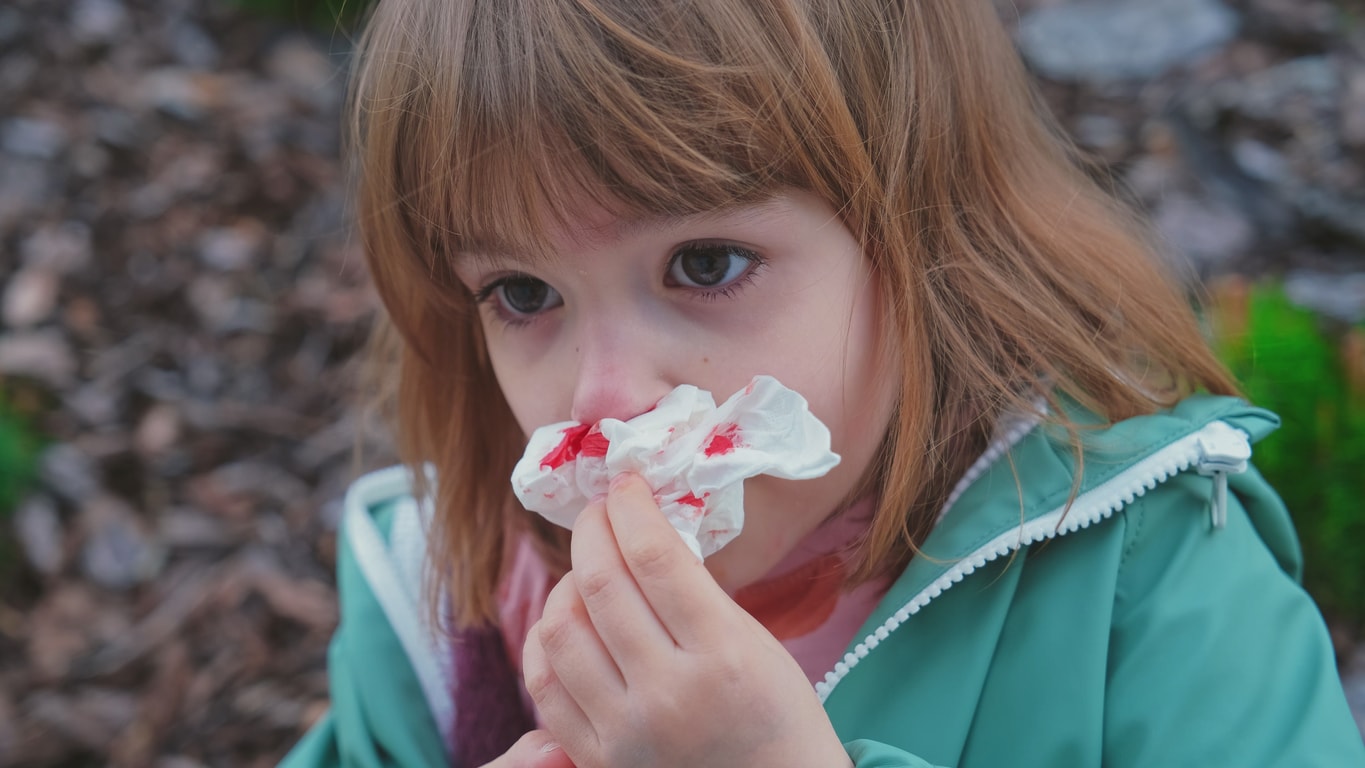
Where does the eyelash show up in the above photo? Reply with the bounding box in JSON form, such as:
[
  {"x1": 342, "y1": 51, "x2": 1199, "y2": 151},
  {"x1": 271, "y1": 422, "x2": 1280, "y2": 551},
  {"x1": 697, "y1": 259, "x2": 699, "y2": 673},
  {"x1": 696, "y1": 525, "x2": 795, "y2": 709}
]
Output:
[
  {"x1": 671, "y1": 244, "x2": 766, "y2": 303},
  {"x1": 471, "y1": 272, "x2": 544, "y2": 330},
  {"x1": 470, "y1": 243, "x2": 767, "y2": 328}
]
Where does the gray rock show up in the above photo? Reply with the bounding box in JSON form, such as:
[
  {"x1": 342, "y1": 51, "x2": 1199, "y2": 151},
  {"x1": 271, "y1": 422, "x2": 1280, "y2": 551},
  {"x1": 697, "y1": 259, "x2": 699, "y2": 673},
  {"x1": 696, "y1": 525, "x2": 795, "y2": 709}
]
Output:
[
  {"x1": 38, "y1": 444, "x2": 101, "y2": 505},
  {"x1": 2, "y1": 118, "x2": 69, "y2": 160},
  {"x1": 78, "y1": 495, "x2": 165, "y2": 590},
  {"x1": 185, "y1": 356, "x2": 223, "y2": 397},
  {"x1": 90, "y1": 107, "x2": 141, "y2": 150},
  {"x1": 1073, "y1": 113, "x2": 1128, "y2": 153},
  {"x1": 138, "y1": 68, "x2": 216, "y2": 121},
  {"x1": 1016, "y1": 0, "x2": 1239, "y2": 83},
  {"x1": 134, "y1": 402, "x2": 182, "y2": 456},
  {"x1": 0, "y1": 159, "x2": 53, "y2": 231},
  {"x1": 70, "y1": 0, "x2": 129, "y2": 45},
  {"x1": 1218, "y1": 56, "x2": 1339, "y2": 123},
  {"x1": 70, "y1": 142, "x2": 111, "y2": 178},
  {"x1": 1284, "y1": 271, "x2": 1365, "y2": 324},
  {"x1": 168, "y1": 21, "x2": 220, "y2": 70},
  {"x1": 158, "y1": 508, "x2": 233, "y2": 550},
  {"x1": 2, "y1": 266, "x2": 59, "y2": 328},
  {"x1": 14, "y1": 494, "x2": 65, "y2": 576},
  {"x1": 187, "y1": 276, "x2": 277, "y2": 335},
  {"x1": 0, "y1": 330, "x2": 77, "y2": 387},
  {"x1": 1230, "y1": 139, "x2": 1289, "y2": 186},
  {"x1": 196, "y1": 225, "x2": 262, "y2": 271},
  {"x1": 1152, "y1": 193, "x2": 1255, "y2": 271},
  {"x1": 27, "y1": 687, "x2": 138, "y2": 751},
  {"x1": 266, "y1": 38, "x2": 341, "y2": 111},
  {"x1": 65, "y1": 384, "x2": 121, "y2": 427},
  {"x1": 20, "y1": 222, "x2": 92, "y2": 273}
]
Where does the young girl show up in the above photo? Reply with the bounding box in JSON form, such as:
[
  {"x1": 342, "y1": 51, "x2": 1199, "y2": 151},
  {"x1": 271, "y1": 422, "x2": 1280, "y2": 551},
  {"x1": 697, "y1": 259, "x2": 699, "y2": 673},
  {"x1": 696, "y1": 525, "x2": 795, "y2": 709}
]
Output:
[{"x1": 283, "y1": 0, "x2": 1365, "y2": 766}]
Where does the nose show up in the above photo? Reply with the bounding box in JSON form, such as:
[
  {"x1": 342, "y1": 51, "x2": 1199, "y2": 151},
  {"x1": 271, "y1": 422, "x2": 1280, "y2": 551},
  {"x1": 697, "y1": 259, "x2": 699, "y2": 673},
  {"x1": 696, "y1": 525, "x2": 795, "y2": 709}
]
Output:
[{"x1": 569, "y1": 322, "x2": 671, "y2": 426}]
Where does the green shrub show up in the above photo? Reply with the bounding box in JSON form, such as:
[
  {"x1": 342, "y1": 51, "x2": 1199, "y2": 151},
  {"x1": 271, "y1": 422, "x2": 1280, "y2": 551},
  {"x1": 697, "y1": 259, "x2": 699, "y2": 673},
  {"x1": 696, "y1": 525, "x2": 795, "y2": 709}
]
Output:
[
  {"x1": 0, "y1": 390, "x2": 39, "y2": 516},
  {"x1": 0, "y1": 387, "x2": 41, "y2": 580},
  {"x1": 1211, "y1": 279, "x2": 1365, "y2": 626}
]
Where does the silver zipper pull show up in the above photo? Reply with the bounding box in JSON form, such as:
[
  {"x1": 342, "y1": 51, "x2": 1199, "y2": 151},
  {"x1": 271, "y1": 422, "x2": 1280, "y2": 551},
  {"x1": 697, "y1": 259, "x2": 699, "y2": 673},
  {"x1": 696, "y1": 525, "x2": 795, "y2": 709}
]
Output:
[{"x1": 1196, "y1": 422, "x2": 1251, "y2": 529}]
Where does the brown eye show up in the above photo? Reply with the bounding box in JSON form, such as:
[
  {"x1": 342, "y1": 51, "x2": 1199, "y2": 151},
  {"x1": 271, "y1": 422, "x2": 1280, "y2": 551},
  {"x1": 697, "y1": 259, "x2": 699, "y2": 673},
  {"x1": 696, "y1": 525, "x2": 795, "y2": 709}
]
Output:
[
  {"x1": 483, "y1": 275, "x2": 562, "y2": 317},
  {"x1": 667, "y1": 244, "x2": 755, "y2": 288}
]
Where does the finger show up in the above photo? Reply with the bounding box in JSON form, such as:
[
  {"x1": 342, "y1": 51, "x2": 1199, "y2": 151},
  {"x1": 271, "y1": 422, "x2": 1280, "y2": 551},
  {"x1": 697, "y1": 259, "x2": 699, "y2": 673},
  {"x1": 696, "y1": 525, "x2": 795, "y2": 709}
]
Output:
[
  {"x1": 522, "y1": 619, "x2": 598, "y2": 761},
  {"x1": 604, "y1": 472, "x2": 732, "y2": 648},
  {"x1": 479, "y1": 730, "x2": 577, "y2": 768},
  {"x1": 570, "y1": 495, "x2": 679, "y2": 663},
  {"x1": 538, "y1": 568, "x2": 627, "y2": 710}
]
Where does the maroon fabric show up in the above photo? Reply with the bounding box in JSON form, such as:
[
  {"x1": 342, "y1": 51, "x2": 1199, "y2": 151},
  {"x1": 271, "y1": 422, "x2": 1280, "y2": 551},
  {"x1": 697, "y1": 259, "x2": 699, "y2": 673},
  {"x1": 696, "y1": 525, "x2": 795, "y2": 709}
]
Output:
[{"x1": 452, "y1": 623, "x2": 536, "y2": 767}]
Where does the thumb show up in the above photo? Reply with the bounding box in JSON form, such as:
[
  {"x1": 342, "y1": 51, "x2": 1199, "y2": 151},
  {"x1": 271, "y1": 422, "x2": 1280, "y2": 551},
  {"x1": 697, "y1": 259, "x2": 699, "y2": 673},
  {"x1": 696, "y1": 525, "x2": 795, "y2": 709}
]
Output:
[{"x1": 480, "y1": 730, "x2": 577, "y2": 768}]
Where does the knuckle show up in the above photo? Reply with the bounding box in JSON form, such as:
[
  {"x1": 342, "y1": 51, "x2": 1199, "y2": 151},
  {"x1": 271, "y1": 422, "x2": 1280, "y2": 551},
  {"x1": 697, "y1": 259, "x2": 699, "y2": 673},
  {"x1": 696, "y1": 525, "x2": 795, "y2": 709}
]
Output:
[
  {"x1": 626, "y1": 539, "x2": 676, "y2": 581},
  {"x1": 523, "y1": 656, "x2": 557, "y2": 704},
  {"x1": 535, "y1": 613, "x2": 573, "y2": 655},
  {"x1": 524, "y1": 669, "x2": 556, "y2": 705},
  {"x1": 574, "y1": 566, "x2": 616, "y2": 606}
]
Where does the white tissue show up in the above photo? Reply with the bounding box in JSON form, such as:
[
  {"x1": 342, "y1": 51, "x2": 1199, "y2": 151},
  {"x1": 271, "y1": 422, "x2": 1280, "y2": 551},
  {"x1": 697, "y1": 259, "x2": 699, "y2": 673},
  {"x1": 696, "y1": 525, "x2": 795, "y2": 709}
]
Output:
[{"x1": 510, "y1": 375, "x2": 841, "y2": 559}]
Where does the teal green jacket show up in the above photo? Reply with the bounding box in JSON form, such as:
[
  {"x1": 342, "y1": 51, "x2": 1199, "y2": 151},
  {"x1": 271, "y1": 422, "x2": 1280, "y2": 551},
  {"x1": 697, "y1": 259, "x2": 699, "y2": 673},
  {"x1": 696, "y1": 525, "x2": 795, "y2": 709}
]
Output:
[{"x1": 280, "y1": 396, "x2": 1365, "y2": 766}]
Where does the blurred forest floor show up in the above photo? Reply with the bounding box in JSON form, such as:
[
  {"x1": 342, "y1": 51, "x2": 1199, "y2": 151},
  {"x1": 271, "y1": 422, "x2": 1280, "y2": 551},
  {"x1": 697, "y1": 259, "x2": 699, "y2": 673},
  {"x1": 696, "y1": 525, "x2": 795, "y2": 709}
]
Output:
[{"x1": 0, "y1": 0, "x2": 1362, "y2": 765}]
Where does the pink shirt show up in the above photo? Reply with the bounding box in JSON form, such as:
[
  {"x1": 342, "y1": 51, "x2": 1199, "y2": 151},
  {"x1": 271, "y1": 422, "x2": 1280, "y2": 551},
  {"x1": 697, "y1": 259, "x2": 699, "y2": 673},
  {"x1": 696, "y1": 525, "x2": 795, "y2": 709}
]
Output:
[{"x1": 495, "y1": 500, "x2": 890, "y2": 720}]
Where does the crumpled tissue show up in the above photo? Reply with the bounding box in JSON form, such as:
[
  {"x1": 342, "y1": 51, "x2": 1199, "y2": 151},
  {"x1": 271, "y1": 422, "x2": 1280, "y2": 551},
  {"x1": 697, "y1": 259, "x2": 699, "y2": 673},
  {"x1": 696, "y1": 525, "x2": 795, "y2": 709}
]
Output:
[{"x1": 510, "y1": 375, "x2": 841, "y2": 559}]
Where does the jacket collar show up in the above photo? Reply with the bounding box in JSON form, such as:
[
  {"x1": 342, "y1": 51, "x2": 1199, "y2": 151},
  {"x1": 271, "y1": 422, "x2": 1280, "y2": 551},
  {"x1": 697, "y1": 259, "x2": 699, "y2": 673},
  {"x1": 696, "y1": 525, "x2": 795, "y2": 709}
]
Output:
[{"x1": 817, "y1": 394, "x2": 1279, "y2": 704}]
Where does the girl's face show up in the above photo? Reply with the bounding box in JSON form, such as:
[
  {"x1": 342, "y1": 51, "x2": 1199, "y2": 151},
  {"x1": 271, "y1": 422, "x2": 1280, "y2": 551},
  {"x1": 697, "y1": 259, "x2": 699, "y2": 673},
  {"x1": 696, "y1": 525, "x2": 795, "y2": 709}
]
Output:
[{"x1": 456, "y1": 189, "x2": 901, "y2": 591}]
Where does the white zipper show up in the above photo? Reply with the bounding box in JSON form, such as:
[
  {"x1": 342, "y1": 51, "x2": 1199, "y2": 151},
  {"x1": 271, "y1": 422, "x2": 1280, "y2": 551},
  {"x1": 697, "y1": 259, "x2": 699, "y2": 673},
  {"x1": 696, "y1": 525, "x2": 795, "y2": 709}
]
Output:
[
  {"x1": 814, "y1": 419, "x2": 1252, "y2": 703},
  {"x1": 1196, "y1": 422, "x2": 1252, "y2": 528}
]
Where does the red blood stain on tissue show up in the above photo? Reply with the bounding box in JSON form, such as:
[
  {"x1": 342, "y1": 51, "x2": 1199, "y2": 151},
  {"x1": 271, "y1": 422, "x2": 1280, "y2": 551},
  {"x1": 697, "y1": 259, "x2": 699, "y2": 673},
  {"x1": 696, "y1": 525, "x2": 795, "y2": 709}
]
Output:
[
  {"x1": 580, "y1": 428, "x2": 610, "y2": 458},
  {"x1": 704, "y1": 423, "x2": 743, "y2": 457},
  {"x1": 540, "y1": 424, "x2": 611, "y2": 470},
  {"x1": 677, "y1": 492, "x2": 707, "y2": 508},
  {"x1": 540, "y1": 425, "x2": 587, "y2": 470}
]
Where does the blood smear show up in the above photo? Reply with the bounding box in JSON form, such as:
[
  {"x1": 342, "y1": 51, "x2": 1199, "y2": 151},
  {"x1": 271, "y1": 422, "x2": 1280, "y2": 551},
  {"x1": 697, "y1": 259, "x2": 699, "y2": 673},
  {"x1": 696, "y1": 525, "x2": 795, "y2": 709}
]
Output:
[
  {"x1": 540, "y1": 424, "x2": 591, "y2": 470},
  {"x1": 704, "y1": 423, "x2": 742, "y2": 457},
  {"x1": 540, "y1": 423, "x2": 611, "y2": 470},
  {"x1": 677, "y1": 492, "x2": 707, "y2": 508},
  {"x1": 580, "y1": 428, "x2": 610, "y2": 458}
]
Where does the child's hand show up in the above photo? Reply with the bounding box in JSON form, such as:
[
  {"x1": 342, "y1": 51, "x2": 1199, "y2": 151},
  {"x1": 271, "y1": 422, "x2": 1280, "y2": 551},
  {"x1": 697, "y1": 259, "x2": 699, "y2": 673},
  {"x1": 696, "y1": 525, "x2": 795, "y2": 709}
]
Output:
[
  {"x1": 480, "y1": 730, "x2": 576, "y2": 768},
  {"x1": 522, "y1": 473, "x2": 854, "y2": 768}
]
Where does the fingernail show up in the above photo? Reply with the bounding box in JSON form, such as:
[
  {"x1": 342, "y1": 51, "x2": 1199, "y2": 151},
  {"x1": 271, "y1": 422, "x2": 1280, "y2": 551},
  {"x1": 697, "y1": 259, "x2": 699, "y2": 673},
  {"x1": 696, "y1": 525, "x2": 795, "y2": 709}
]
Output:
[{"x1": 540, "y1": 741, "x2": 561, "y2": 753}]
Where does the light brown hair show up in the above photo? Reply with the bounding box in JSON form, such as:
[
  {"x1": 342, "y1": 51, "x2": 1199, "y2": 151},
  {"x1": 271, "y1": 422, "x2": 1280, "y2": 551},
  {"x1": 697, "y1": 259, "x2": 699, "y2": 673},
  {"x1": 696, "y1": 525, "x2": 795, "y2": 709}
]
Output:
[{"x1": 348, "y1": 0, "x2": 1238, "y2": 627}]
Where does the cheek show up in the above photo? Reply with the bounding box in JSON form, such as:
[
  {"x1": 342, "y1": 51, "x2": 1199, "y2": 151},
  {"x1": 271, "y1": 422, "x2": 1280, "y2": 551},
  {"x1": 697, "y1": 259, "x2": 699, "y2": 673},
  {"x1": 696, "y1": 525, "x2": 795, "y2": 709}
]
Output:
[
  {"x1": 486, "y1": 342, "x2": 562, "y2": 437},
  {"x1": 810, "y1": 285, "x2": 898, "y2": 471}
]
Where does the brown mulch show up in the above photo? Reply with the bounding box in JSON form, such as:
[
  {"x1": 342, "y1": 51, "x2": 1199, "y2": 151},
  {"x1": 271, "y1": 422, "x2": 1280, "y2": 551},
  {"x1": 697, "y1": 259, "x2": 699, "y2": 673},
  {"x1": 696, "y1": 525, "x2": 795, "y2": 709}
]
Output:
[
  {"x1": 1, "y1": 1, "x2": 388, "y2": 765},
  {"x1": 0, "y1": 1, "x2": 1361, "y2": 766}
]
